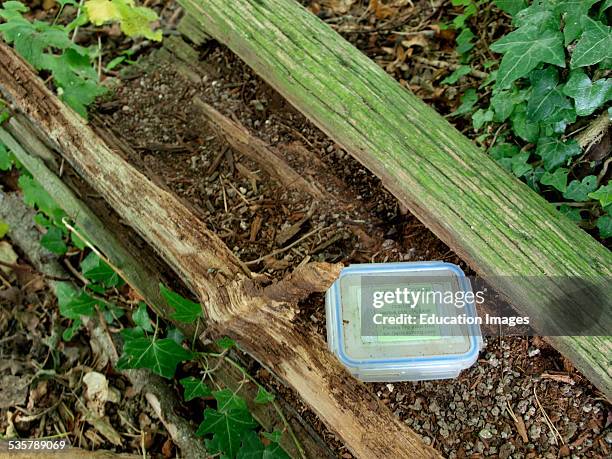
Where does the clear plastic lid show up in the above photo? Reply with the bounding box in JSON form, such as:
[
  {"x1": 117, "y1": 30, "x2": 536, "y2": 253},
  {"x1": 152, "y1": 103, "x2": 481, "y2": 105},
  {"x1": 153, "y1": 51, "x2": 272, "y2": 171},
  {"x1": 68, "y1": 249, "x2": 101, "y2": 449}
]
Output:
[{"x1": 325, "y1": 262, "x2": 483, "y2": 382}]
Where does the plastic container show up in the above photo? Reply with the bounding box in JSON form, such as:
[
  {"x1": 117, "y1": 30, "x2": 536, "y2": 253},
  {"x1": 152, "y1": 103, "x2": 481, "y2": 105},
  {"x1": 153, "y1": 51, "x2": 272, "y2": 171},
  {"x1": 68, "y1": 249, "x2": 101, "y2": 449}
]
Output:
[{"x1": 325, "y1": 262, "x2": 483, "y2": 382}]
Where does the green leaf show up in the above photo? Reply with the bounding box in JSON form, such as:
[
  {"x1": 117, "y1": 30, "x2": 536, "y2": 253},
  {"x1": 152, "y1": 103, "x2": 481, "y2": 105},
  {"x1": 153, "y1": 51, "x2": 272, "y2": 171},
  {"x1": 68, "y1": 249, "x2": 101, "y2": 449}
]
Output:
[
  {"x1": 120, "y1": 326, "x2": 145, "y2": 341},
  {"x1": 526, "y1": 67, "x2": 572, "y2": 122},
  {"x1": 117, "y1": 337, "x2": 193, "y2": 378},
  {"x1": 559, "y1": 204, "x2": 583, "y2": 222},
  {"x1": 85, "y1": 0, "x2": 163, "y2": 41},
  {"x1": 19, "y1": 175, "x2": 66, "y2": 224},
  {"x1": 540, "y1": 167, "x2": 569, "y2": 193},
  {"x1": 570, "y1": 17, "x2": 612, "y2": 68},
  {"x1": 490, "y1": 143, "x2": 520, "y2": 160},
  {"x1": 588, "y1": 184, "x2": 612, "y2": 208},
  {"x1": 451, "y1": 88, "x2": 478, "y2": 117},
  {"x1": 510, "y1": 151, "x2": 532, "y2": 178},
  {"x1": 472, "y1": 109, "x2": 494, "y2": 130},
  {"x1": 196, "y1": 390, "x2": 258, "y2": 458},
  {"x1": 563, "y1": 70, "x2": 612, "y2": 117},
  {"x1": 455, "y1": 28, "x2": 475, "y2": 55},
  {"x1": 41, "y1": 226, "x2": 67, "y2": 255},
  {"x1": 510, "y1": 104, "x2": 540, "y2": 143},
  {"x1": 563, "y1": 176, "x2": 598, "y2": 201},
  {"x1": 0, "y1": 220, "x2": 9, "y2": 238},
  {"x1": 160, "y1": 283, "x2": 202, "y2": 323},
  {"x1": 555, "y1": 0, "x2": 599, "y2": 45},
  {"x1": 180, "y1": 376, "x2": 212, "y2": 401},
  {"x1": 0, "y1": 143, "x2": 13, "y2": 171},
  {"x1": 55, "y1": 282, "x2": 98, "y2": 319},
  {"x1": 216, "y1": 336, "x2": 236, "y2": 349},
  {"x1": 490, "y1": 90, "x2": 515, "y2": 122},
  {"x1": 132, "y1": 302, "x2": 153, "y2": 332},
  {"x1": 62, "y1": 319, "x2": 82, "y2": 341},
  {"x1": 495, "y1": 0, "x2": 527, "y2": 16},
  {"x1": 490, "y1": 13, "x2": 565, "y2": 89},
  {"x1": 441, "y1": 65, "x2": 471, "y2": 85},
  {"x1": 596, "y1": 214, "x2": 612, "y2": 238},
  {"x1": 44, "y1": 50, "x2": 107, "y2": 118},
  {"x1": 237, "y1": 431, "x2": 265, "y2": 459},
  {"x1": 81, "y1": 252, "x2": 120, "y2": 287},
  {"x1": 254, "y1": 387, "x2": 275, "y2": 404},
  {"x1": 535, "y1": 137, "x2": 581, "y2": 171}
]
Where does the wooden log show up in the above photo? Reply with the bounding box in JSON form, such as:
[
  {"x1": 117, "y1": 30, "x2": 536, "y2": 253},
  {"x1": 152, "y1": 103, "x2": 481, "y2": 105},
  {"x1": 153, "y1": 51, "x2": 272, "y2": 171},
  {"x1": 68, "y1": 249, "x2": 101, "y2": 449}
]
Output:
[
  {"x1": 0, "y1": 125, "x2": 333, "y2": 459},
  {"x1": 0, "y1": 42, "x2": 441, "y2": 458},
  {"x1": 177, "y1": 0, "x2": 612, "y2": 398}
]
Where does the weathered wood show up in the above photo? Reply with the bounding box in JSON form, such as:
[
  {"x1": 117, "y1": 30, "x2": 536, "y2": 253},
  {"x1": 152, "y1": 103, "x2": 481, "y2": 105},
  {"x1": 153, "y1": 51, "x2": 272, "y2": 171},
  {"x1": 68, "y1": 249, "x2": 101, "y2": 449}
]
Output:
[
  {"x1": 0, "y1": 42, "x2": 441, "y2": 458},
  {"x1": 193, "y1": 98, "x2": 327, "y2": 199},
  {"x1": 178, "y1": 0, "x2": 612, "y2": 398},
  {"x1": 0, "y1": 125, "x2": 332, "y2": 459}
]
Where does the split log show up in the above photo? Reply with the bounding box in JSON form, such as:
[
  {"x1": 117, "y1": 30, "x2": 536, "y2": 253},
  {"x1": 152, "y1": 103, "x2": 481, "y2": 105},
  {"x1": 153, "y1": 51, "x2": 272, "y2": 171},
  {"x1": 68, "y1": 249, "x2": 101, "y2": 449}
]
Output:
[
  {"x1": 177, "y1": 0, "x2": 612, "y2": 398},
  {"x1": 0, "y1": 43, "x2": 441, "y2": 458},
  {"x1": 0, "y1": 126, "x2": 334, "y2": 459}
]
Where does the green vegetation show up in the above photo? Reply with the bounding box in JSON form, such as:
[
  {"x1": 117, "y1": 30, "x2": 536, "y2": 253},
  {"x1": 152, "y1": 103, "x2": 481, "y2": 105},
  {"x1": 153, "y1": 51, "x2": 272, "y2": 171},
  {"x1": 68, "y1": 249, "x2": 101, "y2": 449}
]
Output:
[
  {"x1": 451, "y1": 0, "x2": 612, "y2": 239},
  {"x1": 0, "y1": 0, "x2": 161, "y2": 118}
]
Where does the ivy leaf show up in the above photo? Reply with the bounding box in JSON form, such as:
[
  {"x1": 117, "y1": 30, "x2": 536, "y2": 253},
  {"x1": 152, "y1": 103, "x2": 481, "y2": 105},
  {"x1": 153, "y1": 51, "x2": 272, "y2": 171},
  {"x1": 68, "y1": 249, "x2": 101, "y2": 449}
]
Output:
[
  {"x1": 596, "y1": 215, "x2": 612, "y2": 238},
  {"x1": 254, "y1": 387, "x2": 275, "y2": 404},
  {"x1": 510, "y1": 151, "x2": 532, "y2": 178},
  {"x1": 55, "y1": 282, "x2": 98, "y2": 319},
  {"x1": 196, "y1": 389, "x2": 258, "y2": 458},
  {"x1": 216, "y1": 336, "x2": 236, "y2": 349},
  {"x1": 456, "y1": 28, "x2": 475, "y2": 55},
  {"x1": 117, "y1": 337, "x2": 193, "y2": 378},
  {"x1": 81, "y1": 252, "x2": 121, "y2": 287},
  {"x1": 559, "y1": 204, "x2": 583, "y2": 223},
  {"x1": 62, "y1": 318, "x2": 82, "y2": 341},
  {"x1": 490, "y1": 143, "x2": 520, "y2": 160},
  {"x1": 535, "y1": 137, "x2": 581, "y2": 171},
  {"x1": 180, "y1": 376, "x2": 212, "y2": 401},
  {"x1": 472, "y1": 109, "x2": 494, "y2": 130},
  {"x1": 19, "y1": 175, "x2": 66, "y2": 224},
  {"x1": 441, "y1": 65, "x2": 471, "y2": 85},
  {"x1": 237, "y1": 431, "x2": 265, "y2": 459},
  {"x1": 160, "y1": 283, "x2": 202, "y2": 323},
  {"x1": 451, "y1": 89, "x2": 478, "y2": 117},
  {"x1": 43, "y1": 50, "x2": 107, "y2": 119},
  {"x1": 490, "y1": 14, "x2": 565, "y2": 89},
  {"x1": 570, "y1": 17, "x2": 612, "y2": 68},
  {"x1": 85, "y1": 0, "x2": 163, "y2": 41},
  {"x1": 555, "y1": 0, "x2": 600, "y2": 45},
  {"x1": 41, "y1": 226, "x2": 67, "y2": 255},
  {"x1": 166, "y1": 327, "x2": 185, "y2": 344},
  {"x1": 132, "y1": 302, "x2": 153, "y2": 332},
  {"x1": 490, "y1": 90, "x2": 515, "y2": 122},
  {"x1": 494, "y1": 0, "x2": 527, "y2": 17},
  {"x1": 0, "y1": 143, "x2": 13, "y2": 171},
  {"x1": 563, "y1": 70, "x2": 612, "y2": 117},
  {"x1": 526, "y1": 67, "x2": 572, "y2": 122},
  {"x1": 511, "y1": 104, "x2": 540, "y2": 143},
  {"x1": 563, "y1": 176, "x2": 598, "y2": 201},
  {"x1": 540, "y1": 167, "x2": 569, "y2": 193},
  {"x1": 588, "y1": 184, "x2": 612, "y2": 208}
]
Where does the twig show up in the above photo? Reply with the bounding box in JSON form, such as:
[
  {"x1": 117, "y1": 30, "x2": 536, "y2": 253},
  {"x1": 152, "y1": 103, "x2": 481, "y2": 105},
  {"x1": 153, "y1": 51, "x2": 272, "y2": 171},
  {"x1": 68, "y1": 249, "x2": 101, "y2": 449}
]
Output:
[
  {"x1": 534, "y1": 387, "x2": 564, "y2": 445},
  {"x1": 245, "y1": 226, "x2": 325, "y2": 265},
  {"x1": 411, "y1": 56, "x2": 489, "y2": 79}
]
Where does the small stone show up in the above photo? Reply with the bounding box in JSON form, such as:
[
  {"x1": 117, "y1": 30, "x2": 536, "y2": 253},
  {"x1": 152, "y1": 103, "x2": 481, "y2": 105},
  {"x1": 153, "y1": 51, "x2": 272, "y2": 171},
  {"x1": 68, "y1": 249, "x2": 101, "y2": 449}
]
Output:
[
  {"x1": 528, "y1": 348, "x2": 540, "y2": 357},
  {"x1": 479, "y1": 428, "x2": 493, "y2": 440}
]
